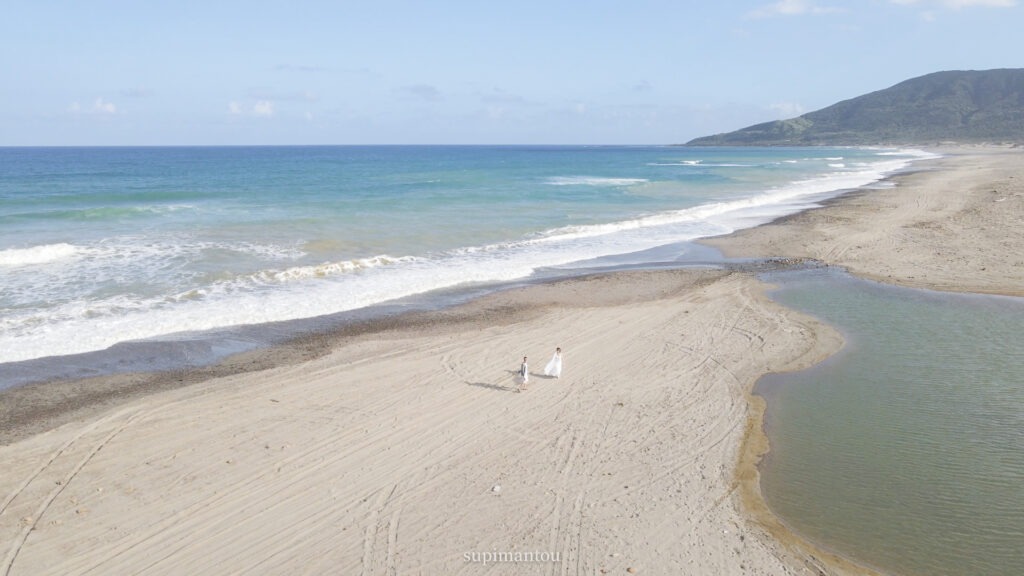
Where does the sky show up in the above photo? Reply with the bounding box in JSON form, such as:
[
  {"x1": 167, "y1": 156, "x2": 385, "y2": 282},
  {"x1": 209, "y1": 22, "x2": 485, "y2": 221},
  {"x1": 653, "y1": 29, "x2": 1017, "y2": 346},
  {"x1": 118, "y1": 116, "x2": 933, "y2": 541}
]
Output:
[{"x1": 2, "y1": 0, "x2": 1021, "y2": 145}]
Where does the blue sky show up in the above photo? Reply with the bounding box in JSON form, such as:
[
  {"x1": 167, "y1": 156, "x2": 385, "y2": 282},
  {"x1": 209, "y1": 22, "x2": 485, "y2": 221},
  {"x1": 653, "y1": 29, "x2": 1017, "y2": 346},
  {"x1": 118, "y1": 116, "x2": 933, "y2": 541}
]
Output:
[{"x1": 2, "y1": 0, "x2": 1020, "y2": 145}]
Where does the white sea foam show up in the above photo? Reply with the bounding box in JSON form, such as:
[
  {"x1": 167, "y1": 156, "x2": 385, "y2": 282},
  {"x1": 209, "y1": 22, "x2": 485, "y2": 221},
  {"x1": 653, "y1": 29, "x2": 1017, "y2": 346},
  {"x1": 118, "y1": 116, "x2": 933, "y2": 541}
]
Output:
[
  {"x1": 545, "y1": 176, "x2": 648, "y2": 186},
  {"x1": 0, "y1": 243, "x2": 79, "y2": 266},
  {"x1": 531, "y1": 157, "x2": 907, "y2": 243},
  {"x1": 0, "y1": 232, "x2": 710, "y2": 363},
  {"x1": 0, "y1": 149, "x2": 937, "y2": 364},
  {"x1": 875, "y1": 149, "x2": 937, "y2": 158},
  {"x1": 239, "y1": 255, "x2": 419, "y2": 285},
  {"x1": 134, "y1": 204, "x2": 197, "y2": 214},
  {"x1": 647, "y1": 162, "x2": 751, "y2": 167},
  {"x1": 228, "y1": 242, "x2": 307, "y2": 260},
  {"x1": 648, "y1": 160, "x2": 703, "y2": 166},
  {"x1": 0, "y1": 237, "x2": 315, "y2": 311}
]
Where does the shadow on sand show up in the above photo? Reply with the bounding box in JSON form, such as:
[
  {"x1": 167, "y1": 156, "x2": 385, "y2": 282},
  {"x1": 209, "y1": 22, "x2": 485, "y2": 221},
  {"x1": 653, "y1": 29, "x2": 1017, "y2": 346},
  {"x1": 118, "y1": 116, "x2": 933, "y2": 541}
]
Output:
[{"x1": 467, "y1": 380, "x2": 517, "y2": 393}]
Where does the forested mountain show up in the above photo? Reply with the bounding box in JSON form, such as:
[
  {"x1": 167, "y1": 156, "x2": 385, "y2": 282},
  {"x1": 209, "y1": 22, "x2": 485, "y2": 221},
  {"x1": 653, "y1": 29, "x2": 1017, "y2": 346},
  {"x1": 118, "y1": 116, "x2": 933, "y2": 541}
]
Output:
[{"x1": 686, "y1": 69, "x2": 1024, "y2": 146}]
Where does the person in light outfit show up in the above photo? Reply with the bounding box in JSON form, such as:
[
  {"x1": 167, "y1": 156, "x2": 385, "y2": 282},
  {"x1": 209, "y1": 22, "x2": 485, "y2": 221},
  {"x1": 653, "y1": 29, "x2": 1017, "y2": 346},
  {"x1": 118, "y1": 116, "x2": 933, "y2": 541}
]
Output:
[{"x1": 544, "y1": 347, "x2": 562, "y2": 379}]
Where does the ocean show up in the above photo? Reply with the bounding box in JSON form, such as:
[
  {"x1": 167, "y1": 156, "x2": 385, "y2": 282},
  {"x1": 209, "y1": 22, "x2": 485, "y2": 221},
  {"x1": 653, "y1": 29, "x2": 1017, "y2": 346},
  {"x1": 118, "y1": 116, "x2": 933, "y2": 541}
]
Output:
[{"x1": 0, "y1": 145, "x2": 929, "y2": 385}]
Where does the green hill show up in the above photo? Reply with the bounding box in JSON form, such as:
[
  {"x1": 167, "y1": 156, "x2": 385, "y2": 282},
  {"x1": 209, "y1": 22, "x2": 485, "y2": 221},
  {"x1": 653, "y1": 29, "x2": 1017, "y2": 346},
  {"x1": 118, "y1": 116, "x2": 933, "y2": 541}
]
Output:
[{"x1": 686, "y1": 69, "x2": 1024, "y2": 146}]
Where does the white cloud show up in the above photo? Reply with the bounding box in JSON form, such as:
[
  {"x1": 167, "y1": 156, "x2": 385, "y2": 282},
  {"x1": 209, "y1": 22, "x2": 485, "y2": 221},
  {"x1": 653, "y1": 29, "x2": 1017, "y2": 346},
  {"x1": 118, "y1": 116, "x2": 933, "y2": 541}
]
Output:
[
  {"x1": 227, "y1": 100, "x2": 274, "y2": 117},
  {"x1": 93, "y1": 98, "x2": 116, "y2": 114},
  {"x1": 67, "y1": 98, "x2": 117, "y2": 115},
  {"x1": 769, "y1": 101, "x2": 807, "y2": 118},
  {"x1": 891, "y1": 0, "x2": 1014, "y2": 20},
  {"x1": 750, "y1": 0, "x2": 1012, "y2": 20},
  {"x1": 253, "y1": 101, "x2": 274, "y2": 117},
  {"x1": 890, "y1": 0, "x2": 1016, "y2": 7},
  {"x1": 947, "y1": 0, "x2": 1016, "y2": 6},
  {"x1": 747, "y1": 0, "x2": 843, "y2": 18}
]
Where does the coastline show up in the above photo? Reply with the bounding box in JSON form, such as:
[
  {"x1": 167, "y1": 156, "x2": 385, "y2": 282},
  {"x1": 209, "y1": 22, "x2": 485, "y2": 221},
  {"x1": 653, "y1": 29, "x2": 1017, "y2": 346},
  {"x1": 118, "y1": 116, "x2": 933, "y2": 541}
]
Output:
[
  {"x1": 703, "y1": 146, "x2": 1024, "y2": 297},
  {"x1": 1, "y1": 147, "x2": 1020, "y2": 574},
  {"x1": 0, "y1": 267, "x2": 843, "y2": 575},
  {"x1": 708, "y1": 145, "x2": 1024, "y2": 576}
]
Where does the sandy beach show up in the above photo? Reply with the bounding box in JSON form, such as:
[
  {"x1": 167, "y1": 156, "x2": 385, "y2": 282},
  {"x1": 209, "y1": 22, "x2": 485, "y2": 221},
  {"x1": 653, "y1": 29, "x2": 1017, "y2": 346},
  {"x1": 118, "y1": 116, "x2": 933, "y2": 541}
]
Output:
[
  {"x1": 2, "y1": 147, "x2": 1022, "y2": 575},
  {"x1": 1, "y1": 269, "x2": 840, "y2": 575},
  {"x1": 705, "y1": 147, "x2": 1024, "y2": 297}
]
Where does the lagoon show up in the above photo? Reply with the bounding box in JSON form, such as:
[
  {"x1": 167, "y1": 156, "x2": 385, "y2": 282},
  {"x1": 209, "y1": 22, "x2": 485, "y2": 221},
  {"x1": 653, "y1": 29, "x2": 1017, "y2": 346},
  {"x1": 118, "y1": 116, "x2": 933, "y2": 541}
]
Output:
[{"x1": 758, "y1": 268, "x2": 1024, "y2": 576}]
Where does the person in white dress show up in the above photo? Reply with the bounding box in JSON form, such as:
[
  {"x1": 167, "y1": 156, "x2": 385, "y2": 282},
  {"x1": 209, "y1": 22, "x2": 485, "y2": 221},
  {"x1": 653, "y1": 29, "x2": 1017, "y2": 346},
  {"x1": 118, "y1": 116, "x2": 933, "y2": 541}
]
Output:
[
  {"x1": 518, "y1": 356, "x2": 529, "y2": 390},
  {"x1": 544, "y1": 347, "x2": 563, "y2": 379}
]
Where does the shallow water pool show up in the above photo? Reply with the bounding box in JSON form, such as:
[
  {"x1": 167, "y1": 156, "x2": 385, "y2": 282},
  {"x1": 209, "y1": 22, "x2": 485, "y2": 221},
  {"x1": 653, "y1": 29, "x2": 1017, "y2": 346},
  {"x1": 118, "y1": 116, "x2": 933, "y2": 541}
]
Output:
[{"x1": 757, "y1": 268, "x2": 1024, "y2": 576}]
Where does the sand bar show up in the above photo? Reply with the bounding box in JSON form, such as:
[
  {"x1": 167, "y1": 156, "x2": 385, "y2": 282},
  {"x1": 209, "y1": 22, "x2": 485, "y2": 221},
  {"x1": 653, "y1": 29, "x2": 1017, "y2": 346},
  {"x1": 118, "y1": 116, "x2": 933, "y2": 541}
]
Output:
[
  {"x1": 0, "y1": 267, "x2": 844, "y2": 575},
  {"x1": 2, "y1": 147, "x2": 1022, "y2": 575},
  {"x1": 705, "y1": 147, "x2": 1024, "y2": 297}
]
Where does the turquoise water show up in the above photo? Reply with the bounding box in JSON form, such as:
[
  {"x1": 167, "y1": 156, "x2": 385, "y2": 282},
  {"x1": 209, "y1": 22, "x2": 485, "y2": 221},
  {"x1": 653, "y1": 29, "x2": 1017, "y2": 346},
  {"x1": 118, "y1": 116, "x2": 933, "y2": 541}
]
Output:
[
  {"x1": 0, "y1": 146, "x2": 927, "y2": 372},
  {"x1": 758, "y1": 269, "x2": 1024, "y2": 576}
]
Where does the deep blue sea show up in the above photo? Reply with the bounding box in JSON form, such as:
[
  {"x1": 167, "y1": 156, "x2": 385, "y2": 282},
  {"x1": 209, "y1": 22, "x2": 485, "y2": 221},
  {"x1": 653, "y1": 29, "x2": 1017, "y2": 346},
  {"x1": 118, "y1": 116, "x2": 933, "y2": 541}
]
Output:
[{"x1": 0, "y1": 145, "x2": 932, "y2": 378}]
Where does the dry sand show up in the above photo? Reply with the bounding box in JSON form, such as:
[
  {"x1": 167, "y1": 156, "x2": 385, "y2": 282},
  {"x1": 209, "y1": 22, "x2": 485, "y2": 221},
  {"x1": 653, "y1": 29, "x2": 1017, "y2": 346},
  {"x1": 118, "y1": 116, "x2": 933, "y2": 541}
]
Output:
[
  {"x1": 2, "y1": 147, "x2": 1021, "y2": 575},
  {"x1": 0, "y1": 269, "x2": 841, "y2": 576},
  {"x1": 705, "y1": 147, "x2": 1024, "y2": 297}
]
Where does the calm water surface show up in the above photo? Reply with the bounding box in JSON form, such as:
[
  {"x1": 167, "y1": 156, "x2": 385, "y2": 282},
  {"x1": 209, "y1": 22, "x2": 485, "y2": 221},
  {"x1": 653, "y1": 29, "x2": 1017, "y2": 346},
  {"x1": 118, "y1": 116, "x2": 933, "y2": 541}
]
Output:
[{"x1": 758, "y1": 268, "x2": 1024, "y2": 576}]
